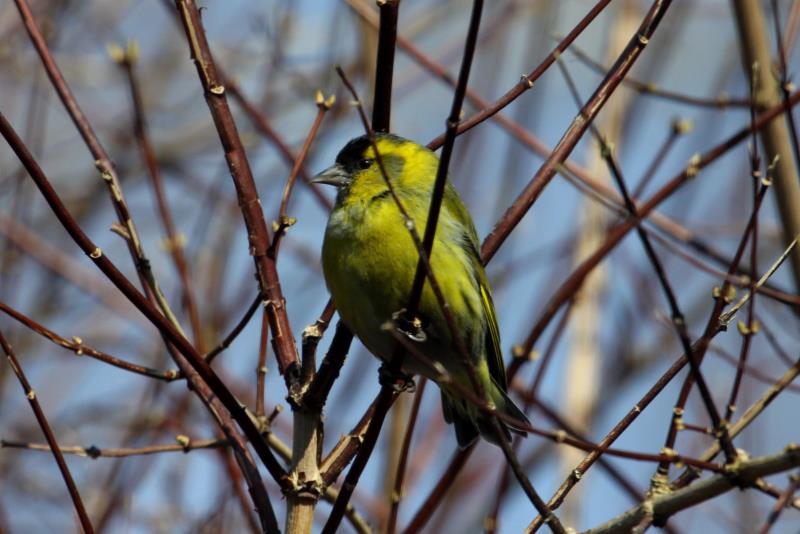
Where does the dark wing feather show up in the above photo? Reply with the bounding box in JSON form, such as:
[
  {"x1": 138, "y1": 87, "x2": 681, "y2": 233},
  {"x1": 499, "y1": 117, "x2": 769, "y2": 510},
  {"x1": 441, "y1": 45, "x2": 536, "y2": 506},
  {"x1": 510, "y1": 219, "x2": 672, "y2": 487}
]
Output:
[{"x1": 444, "y1": 183, "x2": 507, "y2": 391}]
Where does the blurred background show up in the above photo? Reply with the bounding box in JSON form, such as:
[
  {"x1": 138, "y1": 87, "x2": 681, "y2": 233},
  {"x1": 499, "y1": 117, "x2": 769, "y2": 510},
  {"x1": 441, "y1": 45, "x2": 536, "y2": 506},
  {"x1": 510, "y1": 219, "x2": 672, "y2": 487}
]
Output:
[{"x1": 1, "y1": 0, "x2": 799, "y2": 532}]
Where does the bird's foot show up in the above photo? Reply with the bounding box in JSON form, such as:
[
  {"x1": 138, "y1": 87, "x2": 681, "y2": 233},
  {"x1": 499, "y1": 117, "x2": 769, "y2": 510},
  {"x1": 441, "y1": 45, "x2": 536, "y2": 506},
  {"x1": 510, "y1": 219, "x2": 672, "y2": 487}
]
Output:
[
  {"x1": 378, "y1": 364, "x2": 416, "y2": 393},
  {"x1": 391, "y1": 309, "x2": 427, "y2": 343}
]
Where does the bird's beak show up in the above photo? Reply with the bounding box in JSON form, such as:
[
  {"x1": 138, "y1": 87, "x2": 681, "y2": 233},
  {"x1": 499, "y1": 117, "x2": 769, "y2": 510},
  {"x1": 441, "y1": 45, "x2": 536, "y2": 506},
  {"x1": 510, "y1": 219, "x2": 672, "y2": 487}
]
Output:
[{"x1": 312, "y1": 164, "x2": 351, "y2": 187}]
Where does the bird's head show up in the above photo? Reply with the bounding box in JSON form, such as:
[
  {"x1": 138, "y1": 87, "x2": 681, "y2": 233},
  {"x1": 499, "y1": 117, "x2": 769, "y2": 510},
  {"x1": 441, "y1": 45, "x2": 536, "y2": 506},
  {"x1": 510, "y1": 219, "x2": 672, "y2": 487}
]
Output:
[{"x1": 313, "y1": 133, "x2": 438, "y2": 202}]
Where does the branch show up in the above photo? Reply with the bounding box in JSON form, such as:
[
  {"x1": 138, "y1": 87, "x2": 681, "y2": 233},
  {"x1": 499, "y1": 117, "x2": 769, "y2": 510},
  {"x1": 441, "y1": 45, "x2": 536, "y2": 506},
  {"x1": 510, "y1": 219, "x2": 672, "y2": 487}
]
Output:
[
  {"x1": 480, "y1": 0, "x2": 674, "y2": 263},
  {"x1": 732, "y1": 0, "x2": 800, "y2": 292},
  {"x1": 425, "y1": 0, "x2": 614, "y2": 150},
  {"x1": 582, "y1": 446, "x2": 800, "y2": 534},
  {"x1": 0, "y1": 300, "x2": 180, "y2": 381},
  {"x1": 0, "y1": 330, "x2": 95, "y2": 533},
  {"x1": 371, "y1": 0, "x2": 400, "y2": 132},
  {"x1": 0, "y1": 111, "x2": 288, "y2": 495},
  {"x1": 173, "y1": 0, "x2": 299, "y2": 380}
]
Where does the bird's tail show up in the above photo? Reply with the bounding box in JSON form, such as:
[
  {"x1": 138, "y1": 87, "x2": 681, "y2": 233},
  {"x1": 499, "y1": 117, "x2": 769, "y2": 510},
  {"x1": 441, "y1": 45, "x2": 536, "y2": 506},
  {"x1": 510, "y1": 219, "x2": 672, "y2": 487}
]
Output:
[{"x1": 440, "y1": 379, "x2": 529, "y2": 449}]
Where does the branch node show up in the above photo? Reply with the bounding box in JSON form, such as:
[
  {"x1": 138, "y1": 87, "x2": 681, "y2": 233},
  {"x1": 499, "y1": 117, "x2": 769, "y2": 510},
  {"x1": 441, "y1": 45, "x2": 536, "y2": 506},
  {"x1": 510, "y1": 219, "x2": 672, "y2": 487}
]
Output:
[{"x1": 175, "y1": 434, "x2": 191, "y2": 452}]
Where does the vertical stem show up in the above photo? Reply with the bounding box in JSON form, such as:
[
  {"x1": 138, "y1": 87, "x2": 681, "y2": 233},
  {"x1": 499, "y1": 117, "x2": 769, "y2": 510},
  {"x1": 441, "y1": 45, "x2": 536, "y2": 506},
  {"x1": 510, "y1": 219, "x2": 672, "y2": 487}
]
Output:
[
  {"x1": 285, "y1": 413, "x2": 323, "y2": 534},
  {"x1": 372, "y1": 0, "x2": 400, "y2": 132},
  {"x1": 732, "y1": 0, "x2": 800, "y2": 292},
  {"x1": 558, "y1": 3, "x2": 638, "y2": 523},
  {"x1": 0, "y1": 330, "x2": 95, "y2": 533}
]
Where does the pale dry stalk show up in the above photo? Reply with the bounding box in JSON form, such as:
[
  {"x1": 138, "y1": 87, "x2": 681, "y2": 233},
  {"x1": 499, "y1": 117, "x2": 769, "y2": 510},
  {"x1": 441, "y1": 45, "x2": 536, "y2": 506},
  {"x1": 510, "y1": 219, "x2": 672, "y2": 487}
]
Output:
[
  {"x1": 559, "y1": 1, "x2": 639, "y2": 524},
  {"x1": 732, "y1": 0, "x2": 800, "y2": 290}
]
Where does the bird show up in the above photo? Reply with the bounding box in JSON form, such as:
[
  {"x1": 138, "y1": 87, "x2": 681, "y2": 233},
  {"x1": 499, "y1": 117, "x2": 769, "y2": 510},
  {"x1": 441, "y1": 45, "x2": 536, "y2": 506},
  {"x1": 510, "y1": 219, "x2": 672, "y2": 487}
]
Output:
[{"x1": 313, "y1": 132, "x2": 529, "y2": 448}]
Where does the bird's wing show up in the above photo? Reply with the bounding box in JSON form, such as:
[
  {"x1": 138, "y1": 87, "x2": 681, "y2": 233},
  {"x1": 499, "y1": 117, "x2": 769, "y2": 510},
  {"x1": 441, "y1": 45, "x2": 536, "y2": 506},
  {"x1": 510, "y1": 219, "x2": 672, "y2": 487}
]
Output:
[
  {"x1": 477, "y1": 265, "x2": 507, "y2": 391},
  {"x1": 444, "y1": 184, "x2": 508, "y2": 392}
]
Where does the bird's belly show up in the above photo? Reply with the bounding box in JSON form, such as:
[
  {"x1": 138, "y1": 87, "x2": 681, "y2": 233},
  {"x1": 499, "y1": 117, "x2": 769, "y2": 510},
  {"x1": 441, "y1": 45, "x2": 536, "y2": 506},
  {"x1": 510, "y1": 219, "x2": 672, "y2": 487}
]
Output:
[
  {"x1": 322, "y1": 214, "x2": 416, "y2": 361},
  {"x1": 321, "y1": 202, "x2": 481, "y2": 379}
]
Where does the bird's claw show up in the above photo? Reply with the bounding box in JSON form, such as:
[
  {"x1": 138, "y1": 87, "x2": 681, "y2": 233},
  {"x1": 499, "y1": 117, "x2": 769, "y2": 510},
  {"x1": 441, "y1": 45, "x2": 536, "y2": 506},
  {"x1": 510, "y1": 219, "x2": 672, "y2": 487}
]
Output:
[
  {"x1": 391, "y1": 309, "x2": 427, "y2": 342},
  {"x1": 378, "y1": 364, "x2": 416, "y2": 393}
]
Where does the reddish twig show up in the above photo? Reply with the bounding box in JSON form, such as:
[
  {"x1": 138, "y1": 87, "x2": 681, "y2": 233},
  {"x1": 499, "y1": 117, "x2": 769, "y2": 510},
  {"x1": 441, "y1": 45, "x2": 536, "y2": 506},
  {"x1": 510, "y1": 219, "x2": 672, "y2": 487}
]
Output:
[
  {"x1": 558, "y1": 57, "x2": 736, "y2": 461},
  {"x1": 226, "y1": 80, "x2": 332, "y2": 211},
  {"x1": 0, "y1": 300, "x2": 180, "y2": 381},
  {"x1": 2, "y1": 437, "x2": 225, "y2": 458},
  {"x1": 116, "y1": 42, "x2": 206, "y2": 351},
  {"x1": 480, "y1": 0, "x2": 674, "y2": 263},
  {"x1": 758, "y1": 471, "x2": 800, "y2": 533},
  {"x1": 426, "y1": 0, "x2": 614, "y2": 150},
  {"x1": 656, "y1": 180, "x2": 770, "y2": 477},
  {"x1": 204, "y1": 292, "x2": 263, "y2": 364},
  {"x1": 0, "y1": 330, "x2": 95, "y2": 533},
  {"x1": 174, "y1": 0, "x2": 299, "y2": 381},
  {"x1": 385, "y1": 377, "x2": 427, "y2": 534},
  {"x1": 271, "y1": 92, "x2": 334, "y2": 258},
  {"x1": 519, "y1": 87, "x2": 800, "y2": 356},
  {"x1": 0, "y1": 111, "x2": 288, "y2": 492},
  {"x1": 568, "y1": 43, "x2": 751, "y2": 109}
]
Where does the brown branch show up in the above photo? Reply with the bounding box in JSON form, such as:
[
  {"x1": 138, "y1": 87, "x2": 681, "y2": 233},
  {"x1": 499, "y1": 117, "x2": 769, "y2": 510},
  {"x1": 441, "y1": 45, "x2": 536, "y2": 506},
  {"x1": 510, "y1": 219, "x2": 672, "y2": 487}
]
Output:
[
  {"x1": 115, "y1": 41, "x2": 205, "y2": 351},
  {"x1": 1, "y1": 437, "x2": 226, "y2": 458},
  {"x1": 173, "y1": 0, "x2": 299, "y2": 381},
  {"x1": 425, "y1": 0, "x2": 614, "y2": 150},
  {"x1": 0, "y1": 210, "x2": 147, "y2": 326},
  {"x1": 672, "y1": 353, "x2": 800, "y2": 489},
  {"x1": 226, "y1": 79, "x2": 332, "y2": 211},
  {"x1": 204, "y1": 292, "x2": 263, "y2": 364},
  {"x1": 558, "y1": 54, "x2": 737, "y2": 463},
  {"x1": 0, "y1": 330, "x2": 95, "y2": 533},
  {"x1": 480, "y1": 0, "x2": 673, "y2": 263},
  {"x1": 582, "y1": 446, "x2": 800, "y2": 534},
  {"x1": 303, "y1": 319, "x2": 354, "y2": 413},
  {"x1": 13, "y1": 0, "x2": 183, "y2": 337},
  {"x1": 568, "y1": 43, "x2": 751, "y2": 109},
  {"x1": 385, "y1": 378, "x2": 427, "y2": 534},
  {"x1": 371, "y1": 0, "x2": 400, "y2": 132},
  {"x1": 271, "y1": 92, "x2": 334, "y2": 259},
  {"x1": 401, "y1": 447, "x2": 474, "y2": 534},
  {"x1": 758, "y1": 471, "x2": 800, "y2": 533},
  {"x1": 0, "y1": 300, "x2": 180, "y2": 381},
  {"x1": 0, "y1": 111, "x2": 288, "y2": 495},
  {"x1": 656, "y1": 180, "x2": 770, "y2": 477},
  {"x1": 519, "y1": 86, "x2": 800, "y2": 357}
]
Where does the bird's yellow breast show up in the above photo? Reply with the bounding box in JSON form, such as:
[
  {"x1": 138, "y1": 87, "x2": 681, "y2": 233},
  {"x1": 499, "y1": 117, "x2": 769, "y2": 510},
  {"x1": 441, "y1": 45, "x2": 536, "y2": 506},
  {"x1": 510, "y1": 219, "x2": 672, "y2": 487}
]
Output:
[{"x1": 321, "y1": 190, "x2": 481, "y2": 362}]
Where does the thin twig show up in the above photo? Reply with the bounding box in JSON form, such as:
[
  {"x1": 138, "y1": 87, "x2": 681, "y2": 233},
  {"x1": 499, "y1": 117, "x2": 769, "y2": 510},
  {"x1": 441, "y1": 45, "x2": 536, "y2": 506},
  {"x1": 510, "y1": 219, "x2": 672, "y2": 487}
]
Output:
[
  {"x1": 0, "y1": 110, "x2": 289, "y2": 494},
  {"x1": 204, "y1": 293, "x2": 263, "y2": 364},
  {"x1": 385, "y1": 377, "x2": 427, "y2": 534},
  {"x1": 480, "y1": 0, "x2": 673, "y2": 264},
  {"x1": 116, "y1": 42, "x2": 205, "y2": 350},
  {"x1": 568, "y1": 43, "x2": 751, "y2": 109},
  {"x1": 557, "y1": 56, "x2": 736, "y2": 462},
  {"x1": 758, "y1": 471, "x2": 800, "y2": 533},
  {"x1": 0, "y1": 300, "x2": 180, "y2": 381},
  {"x1": 174, "y1": 0, "x2": 299, "y2": 380},
  {"x1": 581, "y1": 447, "x2": 800, "y2": 534},
  {"x1": 0, "y1": 330, "x2": 95, "y2": 533},
  {"x1": 271, "y1": 91, "x2": 334, "y2": 258},
  {"x1": 426, "y1": 0, "x2": 614, "y2": 150}
]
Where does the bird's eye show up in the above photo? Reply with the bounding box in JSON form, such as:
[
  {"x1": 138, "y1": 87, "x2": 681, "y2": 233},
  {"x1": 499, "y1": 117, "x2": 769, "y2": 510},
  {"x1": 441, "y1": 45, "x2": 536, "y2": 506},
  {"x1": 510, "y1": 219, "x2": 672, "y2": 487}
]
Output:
[{"x1": 357, "y1": 158, "x2": 373, "y2": 170}]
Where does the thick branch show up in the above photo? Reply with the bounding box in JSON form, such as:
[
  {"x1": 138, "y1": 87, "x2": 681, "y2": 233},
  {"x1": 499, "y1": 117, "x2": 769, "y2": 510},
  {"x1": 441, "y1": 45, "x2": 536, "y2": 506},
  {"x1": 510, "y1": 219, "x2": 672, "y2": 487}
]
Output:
[{"x1": 582, "y1": 446, "x2": 800, "y2": 534}]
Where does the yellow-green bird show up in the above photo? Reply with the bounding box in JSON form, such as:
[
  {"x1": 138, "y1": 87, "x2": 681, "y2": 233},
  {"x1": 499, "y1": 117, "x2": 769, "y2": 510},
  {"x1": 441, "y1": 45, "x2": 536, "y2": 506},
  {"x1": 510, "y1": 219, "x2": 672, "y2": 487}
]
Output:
[{"x1": 314, "y1": 133, "x2": 528, "y2": 448}]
